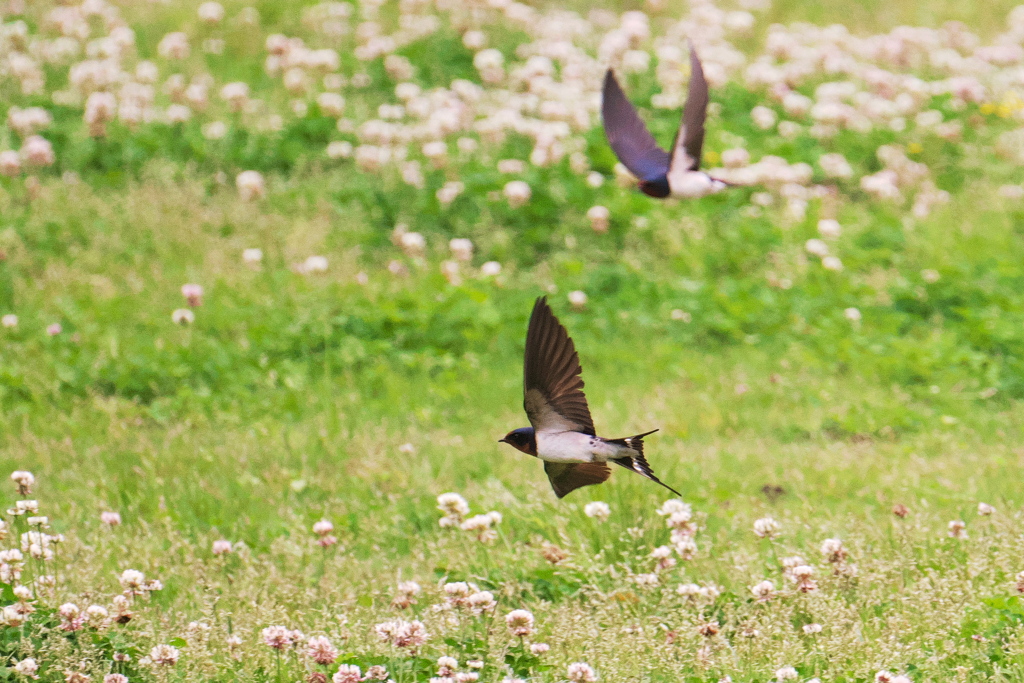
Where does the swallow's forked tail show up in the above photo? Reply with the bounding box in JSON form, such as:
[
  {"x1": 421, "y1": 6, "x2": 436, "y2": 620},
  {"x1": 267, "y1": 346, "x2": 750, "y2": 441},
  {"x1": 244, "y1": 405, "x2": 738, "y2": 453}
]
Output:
[{"x1": 605, "y1": 429, "x2": 682, "y2": 497}]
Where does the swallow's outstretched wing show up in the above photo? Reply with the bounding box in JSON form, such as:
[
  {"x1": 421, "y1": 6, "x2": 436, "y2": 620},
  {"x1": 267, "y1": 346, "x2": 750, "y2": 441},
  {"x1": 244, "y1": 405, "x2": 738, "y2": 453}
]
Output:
[
  {"x1": 544, "y1": 462, "x2": 611, "y2": 499},
  {"x1": 602, "y1": 70, "x2": 671, "y2": 183},
  {"x1": 523, "y1": 297, "x2": 595, "y2": 436},
  {"x1": 669, "y1": 46, "x2": 709, "y2": 173}
]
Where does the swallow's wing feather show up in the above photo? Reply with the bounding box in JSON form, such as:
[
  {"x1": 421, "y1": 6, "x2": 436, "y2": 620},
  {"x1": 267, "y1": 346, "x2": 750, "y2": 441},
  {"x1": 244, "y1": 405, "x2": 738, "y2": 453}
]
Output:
[
  {"x1": 602, "y1": 70, "x2": 671, "y2": 182},
  {"x1": 544, "y1": 462, "x2": 611, "y2": 499},
  {"x1": 523, "y1": 297, "x2": 595, "y2": 435},
  {"x1": 669, "y1": 46, "x2": 709, "y2": 173}
]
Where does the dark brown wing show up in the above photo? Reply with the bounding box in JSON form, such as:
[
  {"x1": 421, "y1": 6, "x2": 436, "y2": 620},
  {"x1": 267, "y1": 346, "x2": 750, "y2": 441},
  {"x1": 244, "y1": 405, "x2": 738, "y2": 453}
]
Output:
[
  {"x1": 602, "y1": 70, "x2": 671, "y2": 182},
  {"x1": 544, "y1": 462, "x2": 611, "y2": 498},
  {"x1": 523, "y1": 297, "x2": 595, "y2": 435},
  {"x1": 669, "y1": 46, "x2": 709, "y2": 173}
]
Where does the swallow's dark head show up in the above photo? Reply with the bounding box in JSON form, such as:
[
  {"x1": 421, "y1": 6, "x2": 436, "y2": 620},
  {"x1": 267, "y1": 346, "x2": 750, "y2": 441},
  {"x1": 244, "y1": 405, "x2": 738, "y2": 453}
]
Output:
[
  {"x1": 499, "y1": 427, "x2": 537, "y2": 456},
  {"x1": 639, "y1": 176, "x2": 671, "y2": 199}
]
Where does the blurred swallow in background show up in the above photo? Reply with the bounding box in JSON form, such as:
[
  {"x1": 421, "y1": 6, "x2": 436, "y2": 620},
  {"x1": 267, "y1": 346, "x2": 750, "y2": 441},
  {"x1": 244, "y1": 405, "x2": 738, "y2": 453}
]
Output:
[
  {"x1": 499, "y1": 297, "x2": 681, "y2": 498},
  {"x1": 602, "y1": 45, "x2": 727, "y2": 200}
]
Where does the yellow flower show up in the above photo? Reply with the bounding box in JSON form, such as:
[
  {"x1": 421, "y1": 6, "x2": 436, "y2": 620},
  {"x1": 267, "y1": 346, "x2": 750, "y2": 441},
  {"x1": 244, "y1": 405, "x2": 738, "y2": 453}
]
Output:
[
  {"x1": 980, "y1": 102, "x2": 995, "y2": 115},
  {"x1": 907, "y1": 142, "x2": 923, "y2": 154},
  {"x1": 704, "y1": 150, "x2": 720, "y2": 164}
]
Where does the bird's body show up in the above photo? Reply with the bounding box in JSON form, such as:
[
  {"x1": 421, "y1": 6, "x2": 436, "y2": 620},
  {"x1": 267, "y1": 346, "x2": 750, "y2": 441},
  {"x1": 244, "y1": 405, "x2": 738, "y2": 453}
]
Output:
[
  {"x1": 499, "y1": 297, "x2": 680, "y2": 498},
  {"x1": 539, "y1": 430, "x2": 626, "y2": 463},
  {"x1": 602, "y1": 45, "x2": 727, "y2": 200}
]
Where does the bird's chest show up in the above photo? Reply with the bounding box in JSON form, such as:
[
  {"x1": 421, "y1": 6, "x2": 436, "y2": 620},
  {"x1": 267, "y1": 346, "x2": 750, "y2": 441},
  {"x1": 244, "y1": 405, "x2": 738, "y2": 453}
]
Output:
[
  {"x1": 668, "y1": 170, "x2": 723, "y2": 198},
  {"x1": 535, "y1": 431, "x2": 603, "y2": 463}
]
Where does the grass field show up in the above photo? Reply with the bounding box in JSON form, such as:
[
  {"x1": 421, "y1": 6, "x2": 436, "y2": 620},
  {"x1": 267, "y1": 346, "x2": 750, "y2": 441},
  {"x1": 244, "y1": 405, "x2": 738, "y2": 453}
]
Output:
[{"x1": 5, "y1": 0, "x2": 1024, "y2": 681}]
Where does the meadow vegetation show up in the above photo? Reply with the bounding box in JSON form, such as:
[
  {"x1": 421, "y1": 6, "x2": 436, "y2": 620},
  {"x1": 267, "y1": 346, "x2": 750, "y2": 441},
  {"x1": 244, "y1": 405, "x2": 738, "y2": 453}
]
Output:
[{"x1": 3, "y1": 0, "x2": 1024, "y2": 681}]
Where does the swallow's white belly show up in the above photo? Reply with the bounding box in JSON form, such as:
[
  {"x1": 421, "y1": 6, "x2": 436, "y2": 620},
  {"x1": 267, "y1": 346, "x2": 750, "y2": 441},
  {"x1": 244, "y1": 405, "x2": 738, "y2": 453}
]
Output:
[
  {"x1": 667, "y1": 170, "x2": 727, "y2": 199},
  {"x1": 535, "y1": 431, "x2": 623, "y2": 463}
]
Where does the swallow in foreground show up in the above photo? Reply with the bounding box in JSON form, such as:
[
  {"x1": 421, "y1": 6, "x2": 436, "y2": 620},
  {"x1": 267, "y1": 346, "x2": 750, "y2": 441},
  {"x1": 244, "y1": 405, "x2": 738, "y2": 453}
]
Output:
[
  {"x1": 499, "y1": 297, "x2": 681, "y2": 499},
  {"x1": 602, "y1": 46, "x2": 726, "y2": 200}
]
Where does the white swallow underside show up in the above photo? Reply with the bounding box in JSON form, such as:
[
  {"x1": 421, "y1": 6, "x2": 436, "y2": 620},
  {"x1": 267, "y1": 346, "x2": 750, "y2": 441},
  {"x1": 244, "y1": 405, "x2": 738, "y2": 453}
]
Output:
[{"x1": 534, "y1": 430, "x2": 634, "y2": 464}]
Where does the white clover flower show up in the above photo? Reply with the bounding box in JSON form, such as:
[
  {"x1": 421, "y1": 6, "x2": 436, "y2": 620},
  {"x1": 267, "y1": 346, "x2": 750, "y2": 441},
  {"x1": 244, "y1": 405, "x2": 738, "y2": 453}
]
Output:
[
  {"x1": 58, "y1": 603, "x2": 80, "y2": 619},
  {"x1": 86, "y1": 604, "x2": 108, "y2": 622},
  {"x1": 948, "y1": 520, "x2": 967, "y2": 539},
  {"x1": 449, "y1": 238, "x2": 474, "y2": 262},
  {"x1": 819, "y1": 152, "x2": 853, "y2": 179},
  {"x1": 437, "y1": 181, "x2": 465, "y2": 206},
  {"x1": 480, "y1": 261, "x2": 502, "y2": 276},
  {"x1": 467, "y1": 591, "x2": 496, "y2": 614},
  {"x1": 2, "y1": 606, "x2": 25, "y2": 627},
  {"x1": 775, "y1": 666, "x2": 798, "y2": 681},
  {"x1": 0, "y1": 151, "x2": 20, "y2": 177},
  {"x1": 306, "y1": 635, "x2": 338, "y2": 665},
  {"x1": 821, "y1": 538, "x2": 847, "y2": 563},
  {"x1": 150, "y1": 644, "x2": 180, "y2": 666},
  {"x1": 567, "y1": 290, "x2": 588, "y2": 310},
  {"x1": 221, "y1": 82, "x2": 250, "y2": 111},
  {"x1": 172, "y1": 309, "x2": 195, "y2": 325},
  {"x1": 243, "y1": 248, "x2": 263, "y2": 264},
  {"x1": 10, "y1": 471, "x2": 33, "y2": 495},
  {"x1": 586, "y1": 205, "x2": 610, "y2": 233},
  {"x1": 634, "y1": 573, "x2": 658, "y2": 586},
  {"x1": 399, "y1": 232, "x2": 426, "y2": 257},
  {"x1": 236, "y1": 170, "x2": 265, "y2": 201},
  {"x1": 374, "y1": 619, "x2": 428, "y2": 648},
  {"x1": 503, "y1": 180, "x2": 531, "y2": 208},
  {"x1": 158, "y1": 32, "x2": 190, "y2": 59},
  {"x1": 437, "y1": 656, "x2": 458, "y2": 676},
  {"x1": 12, "y1": 658, "x2": 38, "y2": 677},
  {"x1": 327, "y1": 141, "x2": 353, "y2": 159},
  {"x1": 262, "y1": 625, "x2": 298, "y2": 650},
  {"x1": 437, "y1": 493, "x2": 470, "y2": 518},
  {"x1": 751, "y1": 105, "x2": 777, "y2": 130},
  {"x1": 817, "y1": 219, "x2": 842, "y2": 239},
  {"x1": 822, "y1": 256, "x2": 844, "y2": 271},
  {"x1": 584, "y1": 501, "x2": 610, "y2": 522},
  {"x1": 804, "y1": 239, "x2": 829, "y2": 257},
  {"x1": 299, "y1": 256, "x2": 329, "y2": 274},
  {"x1": 673, "y1": 535, "x2": 698, "y2": 559},
  {"x1": 1, "y1": 314, "x2": 17, "y2": 328},
  {"x1": 198, "y1": 2, "x2": 225, "y2": 23},
  {"x1": 750, "y1": 580, "x2": 775, "y2": 600},
  {"x1": 657, "y1": 499, "x2": 691, "y2": 517},
  {"x1": 844, "y1": 307, "x2": 862, "y2": 322},
  {"x1": 505, "y1": 609, "x2": 534, "y2": 637},
  {"x1": 119, "y1": 569, "x2": 146, "y2": 593},
  {"x1": 753, "y1": 517, "x2": 780, "y2": 539},
  {"x1": 978, "y1": 502, "x2": 996, "y2": 516},
  {"x1": 651, "y1": 545, "x2": 673, "y2": 560},
  {"x1": 566, "y1": 662, "x2": 597, "y2": 683},
  {"x1": 212, "y1": 539, "x2": 233, "y2": 555},
  {"x1": 396, "y1": 581, "x2": 420, "y2": 596},
  {"x1": 181, "y1": 283, "x2": 203, "y2": 306},
  {"x1": 100, "y1": 510, "x2": 121, "y2": 526},
  {"x1": 803, "y1": 623, "x2": 823, "y2": 634}
]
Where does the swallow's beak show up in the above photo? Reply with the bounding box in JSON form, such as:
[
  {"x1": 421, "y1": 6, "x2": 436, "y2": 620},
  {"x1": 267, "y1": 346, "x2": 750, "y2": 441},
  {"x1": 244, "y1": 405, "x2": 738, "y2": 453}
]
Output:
[{"x1": 498, "y1": 438, "x2": 507, "y2": 443}]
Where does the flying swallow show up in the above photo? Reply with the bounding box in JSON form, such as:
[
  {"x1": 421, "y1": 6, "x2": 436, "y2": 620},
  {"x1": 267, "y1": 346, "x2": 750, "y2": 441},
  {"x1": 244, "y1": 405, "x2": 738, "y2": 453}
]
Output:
[
  {"x1": 602, "y1": 46, "x2": 727, "y2": 200},
  {"x1": 499, "y1": 297, "x2": 681, "y2": 499}
]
